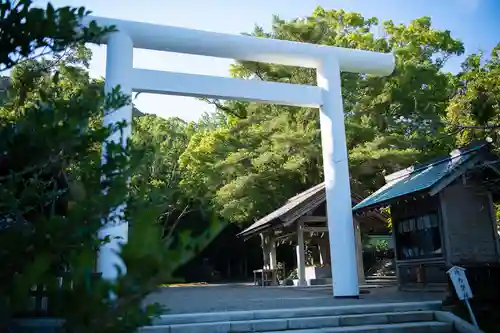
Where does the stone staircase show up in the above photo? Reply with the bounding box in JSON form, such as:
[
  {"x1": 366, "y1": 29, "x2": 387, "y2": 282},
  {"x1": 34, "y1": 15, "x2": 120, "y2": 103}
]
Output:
[
  {"x1": 140, "y1": 301, "x2": 482, "y2": 333},
  {"x1": 364, "y1": 275, "x2": 398, "y2": 288}
]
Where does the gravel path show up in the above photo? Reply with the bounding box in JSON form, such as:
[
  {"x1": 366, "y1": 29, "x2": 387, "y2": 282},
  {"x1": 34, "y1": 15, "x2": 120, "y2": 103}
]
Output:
[{"x1": 145, "y1": 284, "x2": 446, "y2": 314}]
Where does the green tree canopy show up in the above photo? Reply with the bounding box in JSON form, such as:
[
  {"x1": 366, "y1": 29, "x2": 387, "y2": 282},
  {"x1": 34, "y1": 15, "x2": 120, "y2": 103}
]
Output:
[
  {"x1": 446, "y1": 43, "x2": 500, "y2": 145},
  {"x1": 180, "y1": 7, "x2": 467, "y2": 225},
  {"x1": 0, "y1": 1, "x2": 222, "y2": 331}
]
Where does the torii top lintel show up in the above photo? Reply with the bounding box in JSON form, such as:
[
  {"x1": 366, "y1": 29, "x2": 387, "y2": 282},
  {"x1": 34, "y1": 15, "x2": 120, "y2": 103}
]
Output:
[{"x1": 84, "y1": 16, "x2": 395, "y2": 76}]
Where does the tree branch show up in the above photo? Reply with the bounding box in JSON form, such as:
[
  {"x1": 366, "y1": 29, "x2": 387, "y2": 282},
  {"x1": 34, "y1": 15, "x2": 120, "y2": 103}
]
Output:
[
  {"x1": 165, "y1": 204, "x2": 191, "y2": 240},
  {"x1": 457, "y1": 124, "x2": 500, "y2": 130},
  {"x1": 200, "y1": 98, "x2": 246, "y2": 119}
]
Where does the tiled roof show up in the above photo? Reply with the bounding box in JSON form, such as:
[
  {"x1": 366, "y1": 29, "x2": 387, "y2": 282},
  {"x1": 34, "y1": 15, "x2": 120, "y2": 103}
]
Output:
[
  {"x1": 237, "y1": 183, "x2": 380, "y2": 238},
  {"x1": 352, "y1": 141, "x2": 489, "y2": 212},
  {"x1": 237, "y1": 183, "x2": 325, "y2": 237}
]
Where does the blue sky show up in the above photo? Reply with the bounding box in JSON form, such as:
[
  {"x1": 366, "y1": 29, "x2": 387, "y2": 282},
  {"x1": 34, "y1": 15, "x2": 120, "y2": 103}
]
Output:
[{"x1": 35, "y1": 0, "x2": 500, "y2": 121}]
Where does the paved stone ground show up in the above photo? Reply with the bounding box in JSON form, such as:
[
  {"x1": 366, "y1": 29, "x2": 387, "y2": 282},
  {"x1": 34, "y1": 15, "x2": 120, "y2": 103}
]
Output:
[{"x1": 145, "y1": 284, "x2": 446, "y2": 314}]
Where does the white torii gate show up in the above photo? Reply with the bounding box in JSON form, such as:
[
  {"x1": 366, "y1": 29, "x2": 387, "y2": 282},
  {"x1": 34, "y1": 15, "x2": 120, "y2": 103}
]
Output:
[{"x1": 88, "y1": 16, "x2": 395, "y2": 298}]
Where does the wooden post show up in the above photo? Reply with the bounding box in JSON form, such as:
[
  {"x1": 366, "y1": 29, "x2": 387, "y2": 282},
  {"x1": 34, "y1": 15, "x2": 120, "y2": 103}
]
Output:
[
  {"x1": 269, "y1": 235, "x2": 277, "y2": 285},
  {"x1": 354, "y1": 218, "x2": 366, "y2": 284},
  {"x1": 296, "y1": 220, "x2": 307, "y2": 286}
]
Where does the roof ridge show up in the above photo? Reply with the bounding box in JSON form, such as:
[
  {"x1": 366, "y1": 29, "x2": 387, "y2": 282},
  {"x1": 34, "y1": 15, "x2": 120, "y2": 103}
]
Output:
[
  {"x1": 286, "y1": 182, "x2": 325, "y2": 202},
  {"x1": 385, "y1": 140, "x2": 489, "y2": 183}
]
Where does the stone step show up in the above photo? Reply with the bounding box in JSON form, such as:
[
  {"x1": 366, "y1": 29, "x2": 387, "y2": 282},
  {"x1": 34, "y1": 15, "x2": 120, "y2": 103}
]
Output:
[
  {"x1": 365, "y1": 275, "x2": 397, "y2": 281},
  {"x1": 152, "y1": 301, "x2": 442, "y2": 326},
  {"x1": 144, "y1": 311, "x2": 436, "y2": 333},
  {"x1": 364, "y1": 279, "x2": 397, "y2": 285},
  {"x1": 265, "y1": 321, "x2": 453, "y2": 333},
  {"x1": 141, "y1": 320, "x2": 452, "y2": 333}
]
